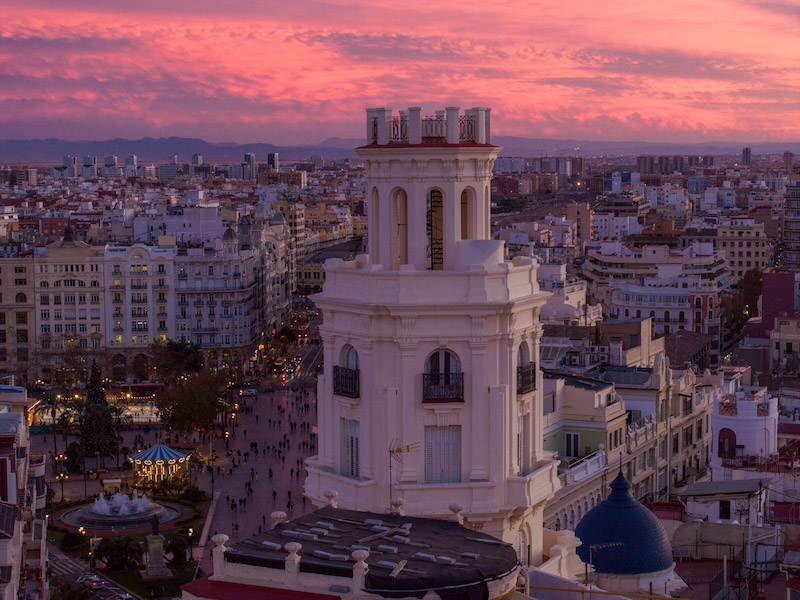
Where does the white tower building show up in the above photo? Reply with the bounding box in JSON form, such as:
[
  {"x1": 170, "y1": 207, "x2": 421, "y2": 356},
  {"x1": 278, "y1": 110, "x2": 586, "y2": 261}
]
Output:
[{"x1": 304, "y1": 106, "x2": 561, "y2": 565}]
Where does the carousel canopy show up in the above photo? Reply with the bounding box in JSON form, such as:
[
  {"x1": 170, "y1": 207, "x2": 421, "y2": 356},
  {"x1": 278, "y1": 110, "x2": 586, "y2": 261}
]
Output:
[{"x1": 128, "y1": 443, "x2": 190, "y2": 466}]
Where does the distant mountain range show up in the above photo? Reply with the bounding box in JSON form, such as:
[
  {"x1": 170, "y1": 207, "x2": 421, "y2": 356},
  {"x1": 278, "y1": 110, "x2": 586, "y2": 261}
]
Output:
[{"x1": 1, "y1": 135, "x2": 798, "y2": 165}]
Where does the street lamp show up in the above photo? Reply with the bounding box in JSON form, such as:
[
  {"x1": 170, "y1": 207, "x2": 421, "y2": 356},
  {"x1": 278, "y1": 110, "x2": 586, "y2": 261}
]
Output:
[
  {"x1": 54, "y1": 452, "x2": 69, "y2": 502},
  {"x1": 55, "y1": 472, "x2": 68, "y2": 502}
]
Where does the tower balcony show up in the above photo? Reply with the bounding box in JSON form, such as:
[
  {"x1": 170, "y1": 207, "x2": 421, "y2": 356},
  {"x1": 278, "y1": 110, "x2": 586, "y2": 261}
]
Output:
[
  {"x1": 364, "y1": 106, "x2": 492, "y2": 146},
  {"x1": 333, "y1": 366, "x2": 360, "y2": 398},
  {"x1": 422, "y1": 372, "x2": 464, "y2": 403}
]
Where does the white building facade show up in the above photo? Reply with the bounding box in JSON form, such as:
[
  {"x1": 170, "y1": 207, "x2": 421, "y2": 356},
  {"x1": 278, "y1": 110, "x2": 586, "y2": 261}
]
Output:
[{"x1": 304, "y1": 106, "x2": 562, "y2": 568}]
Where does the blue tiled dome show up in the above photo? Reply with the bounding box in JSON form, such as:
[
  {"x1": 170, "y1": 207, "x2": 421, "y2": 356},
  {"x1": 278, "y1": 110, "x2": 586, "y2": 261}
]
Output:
[{"x1": 575, "y1": 472, "x2": 673, "y2": 575}]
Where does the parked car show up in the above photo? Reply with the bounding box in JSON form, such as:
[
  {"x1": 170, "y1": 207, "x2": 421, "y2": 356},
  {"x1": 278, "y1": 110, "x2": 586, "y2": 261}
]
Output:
[{"x1": 240, "y1": 388, "x2": 258, "y2": 396}]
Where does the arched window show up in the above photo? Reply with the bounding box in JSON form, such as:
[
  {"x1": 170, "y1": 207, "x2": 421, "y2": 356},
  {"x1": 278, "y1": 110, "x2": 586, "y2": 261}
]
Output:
[
  {"x1": 426, "y1": 189, "x2": 444, "y2": 270},
  {"x1": 518, "y1": 341, "x2": 535, "y2": 393},
  {"x1": 91, "y1": 280, "x2": 99, "y2": 287},
  {"x1": 664, "y1": 311, "x2": 670, "y2": 323},
  {"x1": 517, "y1": 342, "x2": 530, "y2": 366},
  {"x1": 341, "y1": 345, "x2": 359, "y2": 370},
  {"x1": 569, "y1": 509, "x2": 575, "y2": 526},
  {"x1": 427, "y1": 349, "x2": 460, "y2": 376},
  {"x1": 515, "y1": 529, "x2": 528, "y2": 565},
  {"x1": 577, "y1": 505, "x2": 583, "y2": 520},
  {"x1": 649, "y1": 310, "x2": 655, "y2": 319},
  {"x1": 554, "y1": 517, "x2": 561, "y2": 531},
  {"x1": 584, "y1": 500, "x2": 589, "y2": 514},
  {"x1": 423, "y1": 349, "x2": 463, "y2": 402},
  {"x1": 636, "y1": 309, "x2": 641, "y2": 318},
  {"x1": 460, "y1": 187, "x2": 476, "y2": 241},
  {"x1": 39, "y1": 281, "x2": 48, "y2": 288},
  {"x1": 625, "y1": 309, "x2": 629, "y2": 317},
  {"x1": 334, "y1": 345, "x2": 360, "y2": 398},
  {"x1": 679, "y1": 311, "x2": 685, "y2": 322},
  {"x1": 392, "y1": 188, "x2": 409, "y2": 268},
  {"x1": 15, "y1": 293, "x2": 26, "y2": 303},
  {"x1": 718, "y1": 428, "x2": 737, "y2": 458},
  {"x1": 695, "y1": 297, "x2": 702, "y2": 308}
]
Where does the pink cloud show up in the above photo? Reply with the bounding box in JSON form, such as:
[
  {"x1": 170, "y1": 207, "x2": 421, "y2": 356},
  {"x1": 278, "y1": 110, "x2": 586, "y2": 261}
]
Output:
[{"x1": 0, "y1": 0, "x2": 797, "y2": 143}]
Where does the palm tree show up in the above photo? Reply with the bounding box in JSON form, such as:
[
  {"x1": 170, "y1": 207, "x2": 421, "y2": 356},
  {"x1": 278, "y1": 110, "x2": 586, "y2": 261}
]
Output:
[
  {"x1": 55, "y1": 408, "x2": 76, "y2": 453},
  {"x1": 107, "y1": 405, "x2": 131, "y2": 470},
  {"x1": 32, "y1": 393, "x2": 62, "y2": 458},
  {"x1": 68, "y1": 397, "x2": 90, "y2": 496}
]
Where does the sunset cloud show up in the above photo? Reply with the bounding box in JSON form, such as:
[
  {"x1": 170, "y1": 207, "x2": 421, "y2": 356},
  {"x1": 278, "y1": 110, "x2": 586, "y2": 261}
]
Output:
[{"x1": 0, "y1": 0, "x2": 797, "y2": 144}]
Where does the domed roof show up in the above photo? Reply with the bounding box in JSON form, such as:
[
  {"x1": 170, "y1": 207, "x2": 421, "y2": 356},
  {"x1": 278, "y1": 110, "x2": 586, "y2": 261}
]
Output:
[
  {"x1": 270, "y1": 211, "x2": 285, "y2": 223},
  {"x1": 575, "y1": 472, "x2": 673, "y2": 575}
]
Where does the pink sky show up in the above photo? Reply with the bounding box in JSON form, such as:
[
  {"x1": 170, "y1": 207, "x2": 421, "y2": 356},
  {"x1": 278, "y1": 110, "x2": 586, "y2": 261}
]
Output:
[{"x1": 1, "y1": 0, "x2": 798, "y2": 144}]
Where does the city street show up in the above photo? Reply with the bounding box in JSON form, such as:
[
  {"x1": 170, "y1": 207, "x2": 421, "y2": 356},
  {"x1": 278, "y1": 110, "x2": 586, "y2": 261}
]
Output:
[{"x1": 33, "y1": 326, "x2": 324, "y2": 577}]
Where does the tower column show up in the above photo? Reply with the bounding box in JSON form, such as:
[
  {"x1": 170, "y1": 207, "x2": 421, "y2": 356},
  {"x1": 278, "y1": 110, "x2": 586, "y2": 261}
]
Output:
[
  {"x1": 446, "y1": 107, "x2": 460, "y2": 144},
  {"x1": 469, "y1": 341, "x2": 488, "y2": 480},
  {"x1": 377, "y1": 182, "x2": 393, "y2": 268},
  {"x1": 320, "y1": 336, "x2": 336, "y2": 468},
  {"x1": 361, "y1": 343, "x2": 374, "y2": 479},
  {"x1": 399, "y1": 344, "x2": 418, "y2": 482},
  {"x1": 407, "y1": 181, "x2": 427, "y2": 270}
]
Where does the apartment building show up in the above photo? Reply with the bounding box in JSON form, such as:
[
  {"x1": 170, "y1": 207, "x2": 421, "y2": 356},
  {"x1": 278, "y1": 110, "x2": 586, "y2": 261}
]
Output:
[
  {"x1": 681, "y1": 217, "x2": 768, "y2": 281},
  {"x1": 104, "y1": 242, "x2": 177, "y2": 380},
  {"x1": 0, "y1": 246, "x2": 34, "y2": 385},
  {"x1": 0, "y1": 386, "x2": 47, "y2": 600},
  {"x1": 0, "y1": 214, "x2": 291, "y2": 383},
  {"x1": 584, "y1": 242, "x2": 732, "y2": 362},
  {"x1": 32, "y1": 231, "x2": 105, "y2": 386},
  {"x1": 782, "y1": 174, "x2": 800, "y2": 269},
  {"x1": 273, "y1": 199, "x2": 305, "y2": 292},
  {"x1": 542, "y1": 353, "x2": 699, "y2": 532}
]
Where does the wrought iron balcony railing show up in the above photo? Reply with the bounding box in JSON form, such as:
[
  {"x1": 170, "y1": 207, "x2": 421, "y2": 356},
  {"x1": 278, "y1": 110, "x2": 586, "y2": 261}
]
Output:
[
  {"x1": 422, "y1": 372, "x2": 464, "y2": 403},
  {"x1": 517, "y1": 362, "x2": 537, "y2": 393},
  {"x1": 333, "y1": 366, "x2": 360, "y2": 398}
]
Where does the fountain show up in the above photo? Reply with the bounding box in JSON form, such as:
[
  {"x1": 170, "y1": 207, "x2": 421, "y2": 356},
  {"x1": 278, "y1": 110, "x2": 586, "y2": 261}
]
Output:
[{"x1": 61, "y1": 490, "x2": 179, "y2": 530}]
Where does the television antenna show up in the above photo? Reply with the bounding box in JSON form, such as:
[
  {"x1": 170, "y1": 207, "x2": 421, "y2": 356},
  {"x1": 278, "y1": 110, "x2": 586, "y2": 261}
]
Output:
[{"x1": 388, "y1": 438, "x2": 420, "y2": 508}]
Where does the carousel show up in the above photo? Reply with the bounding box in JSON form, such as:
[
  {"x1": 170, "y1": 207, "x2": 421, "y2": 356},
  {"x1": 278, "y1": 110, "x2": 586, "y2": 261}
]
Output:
[{"x1": 128, "y1": 443, "x2": 190, "y2": 489}]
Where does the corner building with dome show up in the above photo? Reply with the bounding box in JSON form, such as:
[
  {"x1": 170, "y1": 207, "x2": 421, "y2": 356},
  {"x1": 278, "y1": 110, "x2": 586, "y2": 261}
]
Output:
[
  {"x1": 303, "y1": 106, "x2": 562, "y2": 567},
  {"x1": 575, "y1": 471, "x2": 676, "y2": 593}
]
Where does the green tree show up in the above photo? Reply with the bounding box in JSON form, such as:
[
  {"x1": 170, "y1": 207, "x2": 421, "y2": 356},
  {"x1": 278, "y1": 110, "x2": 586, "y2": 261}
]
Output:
[
  {"x1": 32, "y1": 392, "x2": 62, "y2": 457},
  {"x1": 95, "y1": 536, "x2": 142, "y2": 571},
  {"x1": 81, "y1": 360, "x2": 115, "y2": 468},
  {"x1": 155, "y1": 371, "x2": 225, "y2": 432},
  {"x1": 149, "y1": 340, "x2": 204, "y2": 384},
  {"x1": 741, "y1": 268, "x2": 762, "y2": 318},
  {"x1": 108, "y1": 404, "x2": 131, "y2": 470},
  {"x1": 55, "y1": 410, "x2": 75, "y2": 452},
  {"x1": 50, "y1": 577, "x2": 93, "y2": 600},
  {"x1": 64, "y1": 441, "x2": 83, "y2": 473}
]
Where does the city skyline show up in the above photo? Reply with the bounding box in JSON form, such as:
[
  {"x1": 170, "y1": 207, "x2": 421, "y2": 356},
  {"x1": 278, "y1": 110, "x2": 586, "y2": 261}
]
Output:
[{"x1": 1, "y1": 0, "x2": 798, "y2": 145}]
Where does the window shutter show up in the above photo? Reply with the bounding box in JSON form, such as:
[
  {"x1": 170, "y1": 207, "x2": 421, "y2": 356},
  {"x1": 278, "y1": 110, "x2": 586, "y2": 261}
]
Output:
[
  {"x1": 341, "y1": 419, "x2": 359, "y2": 479},
  {"x1": 449, "y1": 426, "x2": 461, "y2": 483},
  {"x1": 425, "y1": 425, "x2": 461, "y2": 483},
  {"x1": 425, "y1": 427, "x2": 435, "y2": 483},
  {"x1": 350, "y1": 421, "x2": 360, "y2": 479}
]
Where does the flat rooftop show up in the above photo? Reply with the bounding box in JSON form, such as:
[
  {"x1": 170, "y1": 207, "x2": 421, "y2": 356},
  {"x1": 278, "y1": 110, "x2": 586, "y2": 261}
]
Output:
[
  {"x1": 225, "y1": 506, "x2": 518, "y2": 590},
  {"x1": 681, "y1": 479, "x2": 770, "y2": 497}
]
